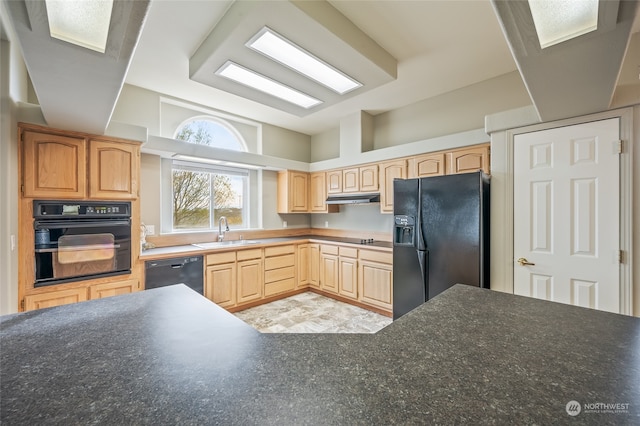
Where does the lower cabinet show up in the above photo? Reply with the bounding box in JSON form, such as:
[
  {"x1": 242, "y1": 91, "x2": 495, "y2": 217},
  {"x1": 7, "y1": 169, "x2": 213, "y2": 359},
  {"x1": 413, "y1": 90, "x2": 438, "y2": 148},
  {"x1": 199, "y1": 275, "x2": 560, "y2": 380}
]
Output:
[
  {"x1": 237, "y1": 249, "x2": 263, "y2": 304},
  {"x1": 319, "y1": 245, "x2": 339, "y2": 294},
  {"x1": 338, "y1": 247, "x2": 358, "y2": 300},
  {"x1": 23, "y1": 278, "x2": 139, "y2": 311},
  {"x1": 205, "y1": 252, "x2": 237, "y2": 308},
  {"x1": 358, "y1": 250, "x2": 393, "y2": 311},
  {"x1": 264, "y1": 245, "x2": 296, "y2": 297}
]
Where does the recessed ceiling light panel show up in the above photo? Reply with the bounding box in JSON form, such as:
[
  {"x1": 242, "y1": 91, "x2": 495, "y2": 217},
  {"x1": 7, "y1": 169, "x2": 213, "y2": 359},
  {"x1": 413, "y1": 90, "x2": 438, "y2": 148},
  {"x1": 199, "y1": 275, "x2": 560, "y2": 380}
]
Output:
[
  {"x1": 247, "y1": 27, "x2": 362, "y2": 94},
  {"x1": 216, "y1": 61, "x2": 322, "y2": 109},
  {"x1": 46, "y1": 0, "x2": 114, "y2": 53},
  {"x1": 529, "y1": 0, "x2": 598, "y2": 49}
]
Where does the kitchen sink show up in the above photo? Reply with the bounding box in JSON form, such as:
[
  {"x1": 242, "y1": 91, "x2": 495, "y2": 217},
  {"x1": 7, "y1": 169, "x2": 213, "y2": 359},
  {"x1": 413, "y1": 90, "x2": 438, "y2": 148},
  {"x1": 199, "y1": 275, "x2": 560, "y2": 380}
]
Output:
[{"x1": 192, "y1": 240, "x2": 260, "y2": 249}]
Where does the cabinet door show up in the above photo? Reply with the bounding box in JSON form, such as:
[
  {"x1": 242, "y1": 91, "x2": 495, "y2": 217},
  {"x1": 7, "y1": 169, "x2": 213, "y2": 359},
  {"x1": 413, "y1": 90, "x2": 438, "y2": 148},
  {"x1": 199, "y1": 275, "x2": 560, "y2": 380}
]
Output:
[
  {"x1": 88, "y1": 139, "x2": 139, "y2": 199},
  {"x1": 407, "y1": 153, "x2": 446, "y2": 178},
  {"x1": 359, "y1": 165, "x2": 379, "y2": 192},
  {"x1": 326, "y1": 170, "x2": 342, "y2": 194},
  {"x1": 24, "y1": 288, "x2": 88, "y2": 311},
  {"x1": 342, "y1": 168, "x2": 359, "y2": 193},
  {"x1": 89, "y1": 279, "x2": 138, "y2": 299},
  {"x1": 22, "y1": 130, "x2": 86, "y2": 198},
  {"x1": 237, "y1": 259, "x2": 263, "y2": 304},
  {"x1": 359, "y1": 260, "x2": 393, "y2": 310},
  {"x1": 297, "y1": 244, "x2": 310, "y2": 286},
  {"x1": 309, "y1": 172, "x2": 338, "y2": 213},
  {"x1": 446, "y1": 145, "x2": 490, "y2": 175},
  {"x1": 205, "y1": 263, "x2": 236, "y2": 308},
  {"x1": 379, "y1": 160, "x2": 406, "y2": 214},
  {"x1": 290, "y1": 171, "x2": 309, "y2": 212},
  {"x1": 309, "y1": 244, "x2": 320, "y2": 288},
  {"x1": 339, "y1": 257, "x2": 358, "y2": 300},
  {"x1": 320, "y1": 254, "x2": 339, "y2": 294}
]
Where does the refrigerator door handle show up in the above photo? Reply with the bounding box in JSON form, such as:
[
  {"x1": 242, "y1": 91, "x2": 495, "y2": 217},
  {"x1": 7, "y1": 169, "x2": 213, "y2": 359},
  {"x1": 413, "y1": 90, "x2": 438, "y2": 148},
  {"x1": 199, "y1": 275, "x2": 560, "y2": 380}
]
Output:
[{"x1": 419, "y1": 250, "x2": 428, "y2": 300}]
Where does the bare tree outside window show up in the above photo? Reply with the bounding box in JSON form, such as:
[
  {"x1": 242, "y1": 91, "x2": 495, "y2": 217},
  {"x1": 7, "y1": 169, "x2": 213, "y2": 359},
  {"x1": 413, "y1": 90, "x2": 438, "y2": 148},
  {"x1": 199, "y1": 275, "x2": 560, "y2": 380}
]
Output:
[{"x1": 172, "y1": 120, "x2": 246, "y2": 229}]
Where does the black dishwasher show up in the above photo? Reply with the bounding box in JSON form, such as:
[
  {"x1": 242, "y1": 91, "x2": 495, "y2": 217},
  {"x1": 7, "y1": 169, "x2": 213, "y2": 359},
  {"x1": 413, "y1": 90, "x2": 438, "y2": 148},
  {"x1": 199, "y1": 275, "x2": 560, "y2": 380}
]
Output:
[{"x1": 145, "y1": 256, "x2": 204, "y2": 295}]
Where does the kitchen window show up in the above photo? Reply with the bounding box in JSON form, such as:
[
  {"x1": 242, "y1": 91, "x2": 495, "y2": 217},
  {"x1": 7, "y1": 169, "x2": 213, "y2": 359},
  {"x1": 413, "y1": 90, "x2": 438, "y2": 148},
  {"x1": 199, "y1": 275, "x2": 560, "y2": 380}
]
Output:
[
  {"x1": 171, "y1": 161, "x2": 248, "y2": 230},
  {"x1": 161, "y1": 117, "x2": 255, "y2": 232}
]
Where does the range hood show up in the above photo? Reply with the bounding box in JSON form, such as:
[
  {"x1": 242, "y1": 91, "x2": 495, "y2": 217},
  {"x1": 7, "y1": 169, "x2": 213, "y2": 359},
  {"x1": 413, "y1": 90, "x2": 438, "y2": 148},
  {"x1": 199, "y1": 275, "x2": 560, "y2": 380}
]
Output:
[{"x1": 326, "y1": 193, "x2": 380, "y2": 205}]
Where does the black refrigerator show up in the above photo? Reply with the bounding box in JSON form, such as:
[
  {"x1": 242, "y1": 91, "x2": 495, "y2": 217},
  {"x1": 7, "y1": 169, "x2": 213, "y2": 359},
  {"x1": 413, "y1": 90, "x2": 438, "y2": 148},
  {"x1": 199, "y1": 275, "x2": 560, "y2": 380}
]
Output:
[{"x1": 392, "y1": 171, "x2": 490, "y2": 320}]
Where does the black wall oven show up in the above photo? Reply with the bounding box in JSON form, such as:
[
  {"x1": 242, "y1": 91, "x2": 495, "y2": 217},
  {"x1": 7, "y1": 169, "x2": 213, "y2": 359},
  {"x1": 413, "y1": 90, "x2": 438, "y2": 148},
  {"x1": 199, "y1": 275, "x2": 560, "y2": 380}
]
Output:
[{"x1": 33, "y1": 200, "x2": 132, "y2": 287}]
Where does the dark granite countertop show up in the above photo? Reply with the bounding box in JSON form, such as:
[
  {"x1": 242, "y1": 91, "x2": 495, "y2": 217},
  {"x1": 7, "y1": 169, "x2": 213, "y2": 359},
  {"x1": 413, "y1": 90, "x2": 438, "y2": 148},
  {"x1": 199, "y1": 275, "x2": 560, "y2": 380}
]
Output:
[
  {"x1": 2, "y1": 285, "x2": 639, "y2": 424},
  {"x1": 140, "y1": 235, "x2": 392, "y2": 260}
]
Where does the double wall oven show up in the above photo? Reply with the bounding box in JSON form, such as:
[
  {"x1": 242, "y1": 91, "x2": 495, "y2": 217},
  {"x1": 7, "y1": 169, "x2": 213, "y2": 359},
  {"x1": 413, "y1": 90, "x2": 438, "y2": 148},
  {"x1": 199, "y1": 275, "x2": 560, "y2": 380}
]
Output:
[{"x1": 33, "y1": 200, "x2": 132, "y2": 287}]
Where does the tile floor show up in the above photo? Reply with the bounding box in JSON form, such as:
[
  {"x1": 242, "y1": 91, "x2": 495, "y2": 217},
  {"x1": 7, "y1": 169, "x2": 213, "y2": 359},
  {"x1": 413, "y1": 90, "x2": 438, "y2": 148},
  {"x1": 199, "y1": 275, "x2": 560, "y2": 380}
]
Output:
[{"x1": 233, "y1": 292, "x2": 393, "y2": 333}]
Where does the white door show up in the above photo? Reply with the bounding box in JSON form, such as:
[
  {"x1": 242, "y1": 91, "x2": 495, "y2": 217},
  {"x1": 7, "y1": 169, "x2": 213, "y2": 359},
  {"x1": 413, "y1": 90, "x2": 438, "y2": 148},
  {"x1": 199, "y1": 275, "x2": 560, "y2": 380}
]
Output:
[{"x1": 513, "y1": 118, "x2": 620, "y2": 313}]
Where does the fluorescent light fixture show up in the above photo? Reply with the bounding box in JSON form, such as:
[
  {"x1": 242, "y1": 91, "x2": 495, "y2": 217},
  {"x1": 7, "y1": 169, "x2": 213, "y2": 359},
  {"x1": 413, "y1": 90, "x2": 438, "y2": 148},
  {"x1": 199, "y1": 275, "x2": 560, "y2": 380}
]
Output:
[
  {"x1": 173, "y1": 154, "x2": 263, "y2": 170},
  {"x1": 216, "y1": 61, "x2": 322, "y2": 109},
  {"x1": 247, "y1": 27, "x2": 362, "y2": 94},
  {"x1": 529, "y1": 0, "x2": 598, "y2": 49},
  {"x1": 46, "y1": 0, "x2": 113, "y2": 53}
]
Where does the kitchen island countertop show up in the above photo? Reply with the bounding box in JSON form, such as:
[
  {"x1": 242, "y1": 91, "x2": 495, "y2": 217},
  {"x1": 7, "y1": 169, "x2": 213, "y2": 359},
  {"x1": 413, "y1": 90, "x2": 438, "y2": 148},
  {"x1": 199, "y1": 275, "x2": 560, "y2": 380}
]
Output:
[{"x1": 1, "y1": 285, "x2": 638, "y2": 424}]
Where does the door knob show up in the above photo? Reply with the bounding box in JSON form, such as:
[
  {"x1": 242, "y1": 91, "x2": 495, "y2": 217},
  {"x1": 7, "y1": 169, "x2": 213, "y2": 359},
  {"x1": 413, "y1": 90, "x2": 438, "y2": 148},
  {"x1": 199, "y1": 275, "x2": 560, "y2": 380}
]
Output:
[{"x1": 517, "y1": 257, "x2": 535, "y2": 266}]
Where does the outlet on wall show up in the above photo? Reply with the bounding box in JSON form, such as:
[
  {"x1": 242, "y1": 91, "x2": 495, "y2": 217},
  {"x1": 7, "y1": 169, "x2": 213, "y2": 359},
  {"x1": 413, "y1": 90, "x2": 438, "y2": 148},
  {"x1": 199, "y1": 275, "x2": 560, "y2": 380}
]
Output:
[
  {"x1": 145, "y1": 225, "x2": 155, "y2": 235},
  {"x1": 324, "y1": 221, "x2": 329, "y2": 228},
  {"x1": 283, "y1": 221, "x2": 288, "y2": 228}
]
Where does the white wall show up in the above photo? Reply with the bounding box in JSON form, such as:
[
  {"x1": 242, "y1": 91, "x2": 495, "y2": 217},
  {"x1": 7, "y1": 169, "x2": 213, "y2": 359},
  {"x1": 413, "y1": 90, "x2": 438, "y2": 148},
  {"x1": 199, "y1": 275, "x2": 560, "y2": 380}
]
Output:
[{"x1": 0, "y1": 30, "x2": 30, "y2": 315}]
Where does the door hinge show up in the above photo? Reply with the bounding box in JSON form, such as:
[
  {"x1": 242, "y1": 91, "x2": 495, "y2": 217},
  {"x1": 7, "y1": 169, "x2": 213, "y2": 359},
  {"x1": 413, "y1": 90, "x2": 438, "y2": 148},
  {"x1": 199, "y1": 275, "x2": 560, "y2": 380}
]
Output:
[
  {"x1": 614, "y1": 140, "x2": 623, "y2": 154},
  {"x1": 20, "y1": 299, "x2": 25, "y2": 310},
  {"x1": 618, "y1": 250, "x2": 625, "y2": 264}
]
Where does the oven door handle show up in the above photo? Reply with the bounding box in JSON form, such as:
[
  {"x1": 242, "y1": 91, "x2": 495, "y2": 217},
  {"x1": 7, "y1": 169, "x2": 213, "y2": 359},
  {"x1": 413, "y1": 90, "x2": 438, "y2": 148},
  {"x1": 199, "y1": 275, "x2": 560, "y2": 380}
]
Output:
[{"x1": 34, "y1": 220, "x2": 131, "y2": 229}]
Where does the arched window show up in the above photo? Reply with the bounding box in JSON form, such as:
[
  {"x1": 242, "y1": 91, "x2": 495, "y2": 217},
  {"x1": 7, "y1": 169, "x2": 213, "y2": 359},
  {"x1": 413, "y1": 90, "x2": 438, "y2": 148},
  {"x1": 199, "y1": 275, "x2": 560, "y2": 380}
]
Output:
[
  {"x1": 169, "y1": 117, "x2": 250, "y2": 231},
  {"x1": 174, "y1": 116, "x2": 247, "y2": 151}
]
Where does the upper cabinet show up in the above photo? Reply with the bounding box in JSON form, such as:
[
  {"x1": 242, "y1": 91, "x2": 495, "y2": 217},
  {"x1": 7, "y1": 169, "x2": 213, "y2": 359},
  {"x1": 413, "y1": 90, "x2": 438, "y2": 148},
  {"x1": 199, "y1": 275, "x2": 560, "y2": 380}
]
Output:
[
  {"x1": 21, "y1": 130, "x2": 87, "y2": 198},
  {"x1": 19, "y1": 124, "x2": 141, "y2": 200},
  {"x1": 277, "y1": 170, "x2": 309, "y2": 213},
  {"x1": 327, "y1": 164, "x2": 379, "y2": 195},
  {"x1": 359, "y1": 164, "x2": 379, "y2": 192},
  {"x1": 326, "y1": 170, "x2": 342, "y2": 194},
  {"x1": 446, "y1": 145, "x2": 490, "y2": 175},
  {"x1": 309, "y1": 172, "x2": 338, "y2": 213},
  {"x1": 379, "y1": 160, "x2": 407, "y2": 214},
  {"x1": 88, "y1": 139, "x2": 139, "y2": 199},
  {"x1": 407, "y1": 152, "x2": 446, "y2": 179}
]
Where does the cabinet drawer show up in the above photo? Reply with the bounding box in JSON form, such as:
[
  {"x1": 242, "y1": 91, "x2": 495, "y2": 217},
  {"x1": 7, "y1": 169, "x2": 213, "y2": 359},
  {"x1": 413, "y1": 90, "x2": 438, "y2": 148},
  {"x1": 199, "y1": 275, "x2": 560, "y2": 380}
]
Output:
[
  {"x1": 339, "y1": 247, "x2": 358, "y2": 258},
  {"x1": 265, "y1": 266, "x2": 295, "y2": 283},
  {"x1": 359, "y1": 250, "x2": 392, "y2": 264},
  {"x1": 206, "y1": 251, "x2": 236, "y2": 265},
  {"x1": 321, "y1": 245, "x2": 339, "y2": 255},
  {"x1": 264, "y1": 278, "x2": 295, "y2": 296},
  {"x1": 265, "y1": 254, "x2": 295, "y2": 270},
  {"x1": 237, "y1": 248, "x2": 262, "y2": 261},
  {"x1": 264, "y1": 245, "x2": 295, "y2": 257}
]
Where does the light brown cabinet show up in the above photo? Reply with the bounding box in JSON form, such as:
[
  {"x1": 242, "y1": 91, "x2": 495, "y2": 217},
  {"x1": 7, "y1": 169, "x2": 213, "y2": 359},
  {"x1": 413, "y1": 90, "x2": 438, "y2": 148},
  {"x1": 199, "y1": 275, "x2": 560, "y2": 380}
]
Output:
[
  {"x1": 446, "y1": 145, "x2": 490, "y2": 175},
  {"x1": 277, "y1": 170, "x2": 309, "y2": 213},
  {"x1": 342, "y1": 168, "x2": 360, "y2": 193},
  {"x1": 21, "y1": 130, "x2": 87, "y2": 198},
  {"x1": 358, "y1": 249, "x2": 393, "y2": 311},
  {"x1": 237, "y1": 249, "x2": 263, "y2": 304},
  {"x1": 23, "y1": 288, "x2": 88, "y2": 311},
  {"x1": 326, "y1": 170, "x2": 342, "y2": 194},
  {"x1": 205, "y1": 251, "x2": 237, "y2": 308},
  {"x1": 319, "y1": 245, "x2": 339, "y2": 294},
  {"x1": 22, "y1": 277, "x2": 138, "y2": 311},
  {"x1": 309, "y1": 172, "x2": 338, "y2": 213},
  {"x1": 264, "y1": 245, "x2": 296, "y2": 296},
  {"x1": 20, "y1": 126, "x2": 140, "y2": 200},
  {"x1": 88, "y1": 139, "x2": 140, "y2": 199},
  {"x1": 379, "y1": 160, "x2": 407, "y2": 214},
  {"x1": 338, "y1": 247, "x2": 358, "y2": 300},
  {"x1": 407, "y1": 152, "x2": 446, "y2": 178},
  {"x1": 359, "y1": 164, "x2": 379, "y2": 192},
  {"x1": 89, "y1": 279, "x2": 138, "y2": 299}
]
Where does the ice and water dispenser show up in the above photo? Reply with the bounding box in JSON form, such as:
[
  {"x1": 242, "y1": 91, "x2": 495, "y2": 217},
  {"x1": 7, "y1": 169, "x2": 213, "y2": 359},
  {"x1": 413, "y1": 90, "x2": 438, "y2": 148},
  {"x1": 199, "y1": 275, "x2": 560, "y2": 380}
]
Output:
[{"x1": 394, "y1": 215, "x2": 415, "y2": 246}]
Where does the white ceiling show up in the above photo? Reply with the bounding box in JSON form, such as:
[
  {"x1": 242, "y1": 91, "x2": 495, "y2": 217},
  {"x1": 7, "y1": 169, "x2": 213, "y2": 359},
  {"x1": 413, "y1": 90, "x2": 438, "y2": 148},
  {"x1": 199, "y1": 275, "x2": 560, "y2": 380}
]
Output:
[
  {"x1": 124, "y1": 0, "x2": 520, "y2": 135},
  {"x1": 4, "y1": 0, "x2": 640, "y2": 136}
]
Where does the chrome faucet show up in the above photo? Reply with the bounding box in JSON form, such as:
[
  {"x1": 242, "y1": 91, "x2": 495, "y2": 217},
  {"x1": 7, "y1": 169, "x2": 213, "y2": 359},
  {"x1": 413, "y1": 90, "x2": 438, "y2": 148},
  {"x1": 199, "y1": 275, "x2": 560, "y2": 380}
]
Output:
[{"x1": 218, "y1": 216, "x2": 229, "y2": 241}]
